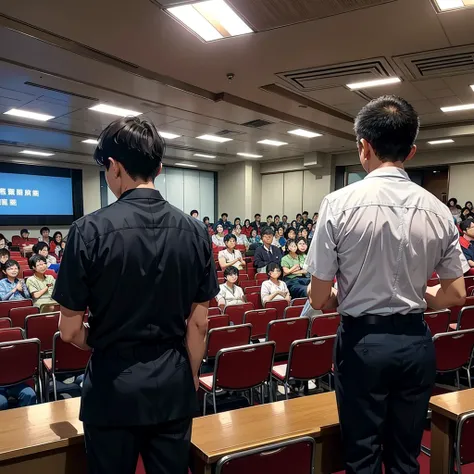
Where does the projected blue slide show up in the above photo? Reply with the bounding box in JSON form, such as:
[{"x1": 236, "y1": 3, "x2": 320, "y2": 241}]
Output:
[{"x1": 0, "y1": 172, "x2": 73, "y2": 215}]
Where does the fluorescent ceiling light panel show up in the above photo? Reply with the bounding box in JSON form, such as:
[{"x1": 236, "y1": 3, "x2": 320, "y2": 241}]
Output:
[
  {"x1": 346, "y1": 77, "x2": 401, "y2": 90},
  {"x1": 89, "y1": 104, "x2": 142, "y2": 117},
  {"x1": 175, "y1": 162, "x2": 198, "y2": 168},
  {"x1": 194, "y1": 153, "x2": 216, "y2": 158},
  {"x1": 237, "y1": 152, "x2": 263, "y2": 158},
  {"x1": 435, "y1": 0, "x2": 466, "y2": 11},
  {"x1": 197, "y1": 134, "x2": 233, "y2": 143},
  {"x1": 167, "y1": 1, "x2": 253, "y2": 42},
  {"x1": 428, "y1": 139, "x2": 455, "y2": 145},
  {"x1": 257, "y1": 139, "x2": 288, "y2": 147},
  {"x1": 159, "y1": 131, "x2": 181, "y2": 139},
  {"x1": 82, "y1": 139, "x2": 99, "y2": 145},
  {"x1": 441, "y1": 103, "x2": 474, "y2": 112},
  {"x1": 288, "y1": 129, "x2": 323, "y2": 138},
  {"x1": 19, "y1": 150, "x2": 54, "y2": 157},
  {"x1": 470, "y1": 85, "x2": 474, "y2": 91},
  {"x1": 4, "y1": 108, "x2": 54, "y2": 121}
]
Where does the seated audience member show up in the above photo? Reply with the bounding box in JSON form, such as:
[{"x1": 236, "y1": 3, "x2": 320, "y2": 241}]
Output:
[
  {"x1": 50, "y1": 231, "x2": 63, "y2": 256},
  {"x1": 265, "y1": 215, "x2": 274, "y2": 230},
  {"x1": 302, "y1": 211, "x2": 312, "y2": 227},
  {"x1": 248, "y1": 228, "x2": 262, "y2": 246},
  {"x1": 301, "y1": 227, "x2": 309, "y2": 240},
  {"x1": 19, "y1": 229, "x2": 34, "y2": 253},
  {"x1": 0, "y1": 249, "x2": 10, "y2": 278},
  {"x1": 212, "y1": 224, "x2": 226, "y2": 247},
  {"x1": 274, "y1": 215, "x2": 281, "y2": 228},
  {"x1": 38, "y1": 226, "x2": 52, "y2": 245},
  {"x1": 218, "y1": 213, "x2": 233, "y2": 232},
  {"x1": 203, "y1": 216, "x2": 213, "y2": 232},
  {"x1": 57, "y1": 240, "x2": 66, "y2": 262},
  {"x1": 291, "y1": 219, "x2": 299, "y2": 231},
  {"x1": 261, "y1": 263, "x2": 291, "y2": 305},
  {"x1": 460, "y1": 218, "x2": 474, "y2": 267},
  {"x1": 0, "y1": 260, "x2": 30, "y2": 301},
  {"x1": 0, "y1": 382, "x2": 36, "y2": 411},
  {"x1": 33, "y1": 242, "x2": 57, "y2": 267},
  {"x1": 250, "y1": 213, "x2": 262, "y2": 234},
  {"x1": 216, "y1": 266, "x2": 246, "y2": 310},
  {"x1": 466, "y1": 201, "x2": 473, "y2": 212},
  {"x1": 276, "y1": 226, "x2": 286, "y2": 248},
  {"x1": 313, "y1": 212, "x2": 319, "y2": 223},
  {"x1": 20, "y1": 228, "x2": 30, "y2": 240},
  {"x1": 254, "y1": 227, "x2": 283, "y2": 273},
  {"x1": 296, "y1": 214, "x2": 303, "y2": 225},
  {"x1": 26, "y1": 255, "x2": 57, "y2": 310},
  {"x1": 218, "y1": 234, "x2": 246, "y2": 271},
  {"x1": 190, "y1": 209, "x2": 199, "y2": 218},
  {"x1": 307, "y1": 222, "x2": 314, "y2": 239},
  {"x1": 448, "y1": 198, "x2": 462, "y2": 223},
  {"x1": 285, "y1": 226, "x2": 297, "y2": 241},
  {"x1": 281, "y1": 215, "x2": 289, "y2": 230},
  {"x1": 233, "y1": 224, "x2": 249, "y2": 249},
  {"x1": 234, "y1": 217, "x2": 241, "y2": 227},
  {"x1": 0, "y1": 234, "x2": 9, "y2": 250},
  {"x1": 461, "y1": 207, "x2": 474, "y2": 221},
  {"x1": 242, "y1": 219, "x2": 253, "y2": 237},
  {"x1": 281, "y1": 239, "x2": 310, "y2": 298}
]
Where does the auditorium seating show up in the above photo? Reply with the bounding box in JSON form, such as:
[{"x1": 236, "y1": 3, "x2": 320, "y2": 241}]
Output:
[
  {"x1": 9, "y1": 306, "x2": 39, "y2": 328},
  {"x1": 208, "y1": 307, "x2": 222, "y2": 316},
  {"x1": 283, "y1": 305, "x2": 304, "y2": 319},
  {"x1": 25, "y1": 312, "x2": 60, "y2": 354},
  {"x1": 0, "y1": 299, "x2": 32, "y2": 319},
  {"x1": 224, "y1": 303, "x2": 254, "y2": 325},
  {"x1": 309, "y1": 313, "x2": 341, "y2": 337},
  {"x1": 243, "y1": 308, "x2": 277, "y2": 339},
  {"x1": 424, "y1": 310, "x2": 450, "y2": 335},
  {"x1": 208, "y1": 314, "x2": 230, "y2": 330},
  {"x1": 455, "y1": 412, "x2": 474, "y2": 472},
  {"x1": 0, "y1": 327, "x2": 25, "y2": 342},
  {"x1": 456, "y1": 306, "x2": 474, "y2": 330},
  {"x1": 0, "y1": 317, "x2": 11, "y2": 329},
  {"x1": 245, "y1": 292, "x2": 262, "y2": 310},
  {"x1": 204, "y1": 324, "x2": 252, "y2": 362},
  {"x1": 291, "y1": 298, "x2": 308, "y2": 306},
  {"x1": 266, "y1": 318, "x2": 309, "y2": 361},
  {"x1": 264, "y1": 300, "x2": 289, "y2": 320}
]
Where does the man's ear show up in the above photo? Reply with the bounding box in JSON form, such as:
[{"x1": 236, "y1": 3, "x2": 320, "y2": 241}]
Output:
[
  {"x1": 108, "y1": 158, "x2": 121, "y2": 178},
  {"x1": 404, "y1": 145, "x2": 417, "y2": 163}
]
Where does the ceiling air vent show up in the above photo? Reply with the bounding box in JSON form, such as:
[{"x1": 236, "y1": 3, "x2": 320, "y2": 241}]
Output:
[
  {"x1": 216, "y1": 129, "x2": 244, "y2": 138},
  {"x1": 241, "y1": 119, "x2": 274, "y2": 128},
  {"x1": 24, "y1": 82, "x2": 99, "y2": 102}
]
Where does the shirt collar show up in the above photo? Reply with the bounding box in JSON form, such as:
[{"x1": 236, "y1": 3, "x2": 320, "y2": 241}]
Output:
[
  {"x1": 364, "y1": 166, "x2": 410, "y2": 181},
  {"x1": 118, "y1": 188, "x2": 165, "y2": 201}
]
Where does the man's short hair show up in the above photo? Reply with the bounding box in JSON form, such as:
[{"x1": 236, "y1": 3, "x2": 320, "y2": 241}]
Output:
[
  {"x1": 224, "y1": 266, "x2": 239, "y2": 278},
  {"x1": 274, "y1": 215, "x2": 280, "y2": 219},
  {"x1": 282, "y1": 215, "x2": 288, "y2": 219},
  {"x1": 0, "y1": 248, "x2": 10, "y2": 258},
  {"x1": 33, "y1": 242, "x2": 49, "y2": 254},
  {"x1": 296, "y1": 214, "x2": 302, "y2": 218},
  {"x1": 460, "y1": 218, "x2": 474, "y2": 233},
  {"x1": 224, "y1": 233, "x2": 236, "y2": 243},
  {"x1": 4, "y1": 259, "x2": 19, "y2": 271},
  {"x1": 302, "y1": 211, "x2": 309, "y2": 216},
  {"x1": 20, "y1": 228, "x2": 29, "y2": 236},
  {"x1": 203, "y1": 216, "x2": 210, "y2": 222},
  {"x1": 254, "y1": 214, "x2": 261, "y2": 218},
  {"x1": 40, "y1": 227, "x2": 50, "y2": 234},
  {"x1": 354, "y1": 95, "x2": 420, "y2": 163},
  {"x1": 267, "y1": 215, "x2": 273, "y2": 220},
  {"x1": 29, "y1": 254, "x2": 47, "y2": 270},
  {"x1": 261, "y1": 227, "x2": 275, "y2": 237},
  {"x1": 221, "y1": 213, "x2": 228, "y2": 218},
  {"x1": 94, "y1": 117, "x2": 165, "y2": 181},
  {"x1": 190, "y1": 209, "x2": 198, "y2": 216}
]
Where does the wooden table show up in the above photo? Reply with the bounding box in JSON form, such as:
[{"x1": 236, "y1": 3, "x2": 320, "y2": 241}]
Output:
[
  {"x1": 191, "y1": 391, "x2": 342, "y2": 474},
  {"x1": 429, "y1": 389, "x2": 474, "y2": 474}
]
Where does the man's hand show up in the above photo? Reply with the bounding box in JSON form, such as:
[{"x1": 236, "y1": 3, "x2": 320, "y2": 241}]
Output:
[{"x1": 16, "y1": 281, "x2": 23, "y2": 292}]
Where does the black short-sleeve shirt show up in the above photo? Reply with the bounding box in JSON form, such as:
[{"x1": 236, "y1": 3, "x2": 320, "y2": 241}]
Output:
[{"x1": 53, "y1": 188, "x2": 219, "y2": 351}]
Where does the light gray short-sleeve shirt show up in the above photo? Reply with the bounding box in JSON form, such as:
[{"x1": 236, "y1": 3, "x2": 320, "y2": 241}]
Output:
[{"x1": 306, "y1": 166, "x2": 466, "y2": 317}]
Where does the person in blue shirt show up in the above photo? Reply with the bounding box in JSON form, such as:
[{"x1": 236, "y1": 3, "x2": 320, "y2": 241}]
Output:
[
  {"x1": 217, "y1": 213, "x2": 233, "y2": 232},
  {"x1": 0, "y1": 259, "x2": 30, "y2": 301}
]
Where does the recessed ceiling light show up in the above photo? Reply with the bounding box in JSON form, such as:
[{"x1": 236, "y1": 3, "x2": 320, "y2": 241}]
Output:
[
  {"x1": 428, "y1": 139, "x2": 455, "y2": 145},
  {"x1": 167, "y1": 0, "x2": 253, "y2": 42},
  {"x1": 4, "y1": 108, "x2": 54, "y2": 121},
  {"x1": 197, "y1": 134, "x2": 233, "y2": 143},
  {"x1": 441, "y1": 103, "x2": 474, "y2": 112},
  {"x1": 346, "y1": 77, "x2": 401, "y2": 90},
  {"x1": 19, "y1": 150, "x2": 54, "y2": 157},
  {"x1": 288, "y1": 129, "x2": 323, "y2": 138},
  {"x1": 434, "y1": 0, "x2": 467, "y2": 11},
  {"x1": 194, "y1": 153, "x2": 216, "y2": 158},
  {"x1": 89, "y1": 104, "x2": 142, "y2": 117},
  {"x1": 159, "y1": 131, "x2": 181, "y2": 140},
  {"x1": 257, "y1": 139, "x2": 288, "y2": 147},
  {"x1": 175, "y1": 162, "x2": 198, "y2": 168},
  {"x1": 470, "y1": 85, "x2": 474, "y2": 91},
  {"x1": 82, "y1": 139, "x2": 99, "y2": 145},
  {"x1": 237, "y1": 152, "x2": 263, "y2": 158}
]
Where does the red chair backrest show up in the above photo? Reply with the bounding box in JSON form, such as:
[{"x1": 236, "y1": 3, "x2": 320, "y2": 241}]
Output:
[
  {"x1": 310, "y1": 313, "x2": 340, "y2": 337},
  {"x1": 235, "y1": 245, "x2": 246, "y2": 253},
  {"x1": 244, "y1": 308, "x2": 278, "y2": 339},
  {"x1": 238, "y1": 273, "x2": 249, "y2": 282},
  {"x1": 9, "y1": 306, "x2": 39, "y2": 329},
  {"x1": 459, "y1": 415, "x2": 474, "y2": 466},
  {"x1": 11, "y1": 236, "x2": 23, "y2": 246},
  {"x1": 449, "y1": 297, "x2": 474, "y2": 323},
  {"x1": 288, "y1": 336, "x2": 336, "y2": 380},
  {"x1": 291, "y1": 298, "x2": 308, "y2": 306},
  {"x1": 208, "y1": 314, "x2": 230, "y2": 331},
  {"x1": 0, "y1": 318, "x2": 11, "y2": 329},
  {"x1": 217, "y1": 271, "x2": 224, "y2": 279},
  {"x1": 25, "y1": 312, "x2": 59, "y2": 352},
  {"x1": 427, "y1": 278, "x2": 439, "y2": 287},
  {"x1": 215, "y1": 342, "x2": 275, "y2": 390},
  {"x1": 206, "y1": 324, "x2": 252, "y2": 359},
  {"x1": 22, "y1": 269, "x2": 34, "y2": 278},
  {"x1": 241, "y1": 280, "x2": 261, "y2": 290},
  {"x1": 424, "y1": 310, "x2": 450, "y2": 336},
  {"x1": 433, "y1": 329, "x2": 474, "y2": 372},
  {"x1": 0, "y1": 327, "x2": 25, "y2": 343},
  {"x1": 284, "y1": 305, "x2": 304, "y2": 319},
  {"x1": 458, "y1": 306, "x2": 474, "y2": 330},
  {"x1": 467, "y1": 286, "x2": 474, "y2": 297},
  {"x1": 245, "y1": 293, "x2": 262, "y2": 310},
  {"x1": 224, "y1": 303, "x2": 254, "y2": 325},
  {"x1": 52, "y1": 332, "x2": 90, "y2": 372},
  {"x1": 0, "y1": 299, "x2": 32, "y2": 318},
  {"x1": 215, "y1": 437, "x2": 314, "y2": 474},
  {"x1": 45, "y1": 270, "x2": 56, "y2": 278},
  {"x1": 465, "y1": 276, "x2": 474, "y2": 292},
  {"x1": 208, "y1": 307, "x2": 222, "y2": 317},
  {"x1": 0, "y1": 339, "x2": 40, "y2": 386},
  {"x1": 256, "y1": 274, "x2": 267, "y2": 284},
  {"x1": 264, "y1": 300, "x2": 289, "y2": 320},
  {"x1": 247, "y1": 267, "x2": 256, "y2": 280},
  {"x1": 244, "y1": 285, "x2": 261, "y2": 294},
  {"x1": 266, "y1": 318, "x2": 309, "y2": 355}
]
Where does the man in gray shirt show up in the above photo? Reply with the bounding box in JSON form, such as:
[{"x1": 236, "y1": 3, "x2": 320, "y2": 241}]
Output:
[{"x1": 306, "y1": 95, "x2": 466, "y2": 474}]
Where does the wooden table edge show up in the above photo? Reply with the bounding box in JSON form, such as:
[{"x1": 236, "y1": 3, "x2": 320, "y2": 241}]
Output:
[{"x1": 428, "y1": 402, "x2": 462, "y2": 422}]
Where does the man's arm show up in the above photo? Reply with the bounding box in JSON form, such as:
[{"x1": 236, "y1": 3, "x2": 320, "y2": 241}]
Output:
[
  {"x1": 186, "y1": 302, "x2": 209, "y2": 391},
  {"x1": 308, "y1": 277, "x2": 338, "y2": 310},
  {"x1": 425, "y1": 277, "x2": 466, "y2": 310},
  {"x1": 253, "y1": 247, "x2": 265, "y2": 268},
  {"x1": 59, "y1": 306, "x2": 90, "y2": 350}
]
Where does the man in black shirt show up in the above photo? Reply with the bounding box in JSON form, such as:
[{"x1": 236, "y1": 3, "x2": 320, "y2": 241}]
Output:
[{"x1": 53, "y1": 117, "x2": 219, "y2": 474}]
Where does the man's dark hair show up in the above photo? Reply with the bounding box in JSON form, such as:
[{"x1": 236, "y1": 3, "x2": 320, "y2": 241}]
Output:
[
  {"x1": 354, "y1": 95, "x2": 420, "y2": 163},
  {"x1": 224, "y1": 233, "x2": 236, "y2": 244},
  {"x1": 302, "y1": 211, "x2": 308, "y2": 216},
  {"x1": 20, "y1": 228, "x2": 29, "y2": 236},
  {"x1": 4, "y1": 259, "x2": 19, "y2": 271},
  {"x1": 284, "y1": 227, "x2": 296, "y2": 239},
  {"x1": 0, "y1": 248, "x2": 10, "y2": 258},
  {"x1": 221, "y1": 213, "x2": 228, "y2": 218},
  {"x1": 254, "y1": 214, "x2": 261, "y2": 218},
  {"x1": 94, "y1": 117, "x2": 165, "y2": 181},
  {"x1": 224, "y1": 266, "x2": 239, "y2": 279},
  {"x1": 267, "y1": 215, "x2": 273, "y2": 220},
  {"x1": 296, "y1": 214, "x2": 302, "y2": 218},
  {"x1": 266, "y1": 262, "x2": 282, "y2": 277},
  {"x1": 282, "y1": 215, "x2": 288, "y2": 219},
  {"x1": 40, "y1": 227, "x2": 50, "y2": 234},
  {"x1": 261, "y1": 227, "x2": 275, "y2": 237},
  {"x1": 274, "y1": 215, "x2": 280, "y2": 219},
  {"x1": 190, "y1": 209, "x2": 198, "y2": 216},
  {"x1": 203, "y1": 216, "x2": 210, "y2": 222},
  {"x1": 29, "y1": 254, "x2": 47, "y2": 270},
  {"x1": 460, "y1": 218, "x2": 474, "y2": 233},
  {"x1": 33, "y1": 242, "x2": 49, "y2": 254}
]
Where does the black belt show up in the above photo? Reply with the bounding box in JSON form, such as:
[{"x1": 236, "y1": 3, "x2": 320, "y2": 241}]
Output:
[{"x1": 342, "y1": 313, "x2": 424, "y2": 326}]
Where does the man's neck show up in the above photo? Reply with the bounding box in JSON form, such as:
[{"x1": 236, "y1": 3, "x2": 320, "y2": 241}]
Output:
[
  {"x1": 120, "y1": 181, "x2": 155, "y2": 195},
  {"x1": 35, "y1": 272, "x2": 45, "y2": 280},
  {"x1": 465, "y1": 235, "x2": 474, "y2": 243},
  {"x1": 225, "y1": 282, "x2": 234, "y2": 289},
  {"x1": 7, "y1": 276, "x2": 16, "y2": 283},
  {"x1": 264, "y1": 243, "x2": 272, "y2": 250}
]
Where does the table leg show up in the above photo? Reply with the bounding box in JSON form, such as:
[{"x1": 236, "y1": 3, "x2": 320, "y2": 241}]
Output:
[
  {"x1": 192, "y1": 457, "x2": 212, "y2": 474},
  {"x1": 430, "y1": 411, "x2": 453, "y2": 474}
]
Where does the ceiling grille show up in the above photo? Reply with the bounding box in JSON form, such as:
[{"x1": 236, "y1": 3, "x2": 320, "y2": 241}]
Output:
[
  {"x1": 241, "y1": 119, "x2": 274, "y2": 128},
  {"x1": 24, "y1": 82, "x2": 99, "y2": 101}
]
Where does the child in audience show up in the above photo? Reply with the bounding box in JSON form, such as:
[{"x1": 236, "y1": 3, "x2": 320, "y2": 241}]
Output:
[
  {"x1": 301, "y1": 228, "x2": 309, "y2": 240},
  {"x1": 216, "y1": 266, "x2": 246, "y2": 310},
  {"x1": 233, "y1": 224, "x2": 249, "y2": 249},
  {"x1": 285, "y1": 227, "x2": 296, "y2": 241},
  {"x1": 0, "y1": 248, "x2": 10, "y2": 278},
  {"x1": 212, "y1": 224, "x2": 226, "y2": 247},
  {"x1": 248, "y1": 228, "x2": 262, "y2": 246},
  {"x1": 281, "y1": 239, "x2": 310, "y2": 298},
  {"x1": 218, "y1": 234, "x2": 246, "y2": 271},
  {"x1": 50, "y1": 232, "x2": 63, "y2": 256},
  {"x1": 38, "y1": 226, "x2": 52, "y2": 245},
  {"x1": 26, "y1": 255, "x2": 57, "y2": 310},
  {"x1": 33, "y1": 242, "x2": 57, "y2": 267},
  {"x1": 0, "y1": 260, "x2": 30, "y2": 301},
  {"x1": 261, "y1": 262, "x2": 291, "y2": 305}
]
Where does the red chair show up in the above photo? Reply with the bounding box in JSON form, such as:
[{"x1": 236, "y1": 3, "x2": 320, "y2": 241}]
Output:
[
  {"x1": 205, "y1": 324, "x2": 252, "y2": 361},
  {"x1": 427, "y1": 278, "x2": 439, "y2": 287},
  {"x1": 217, "y1": 271, "x2": 224, "y2": 279},
  {"x1": 208, "y1": 314, "x2": 230, "y2": 331},
  {"x1": 264, "y1": 300, "x2": 289, "y2": 320},
  {"x1": 45, "y1": 270, "x2": 56, "y2": 278},
  {"x1": 433, "y1": 329, "x2": 474, "y2": 388},
  {"x1": 0, "y1": 299, "x2": 32, "y2": 318},
  {"x1": 455, "y1": 412, "x2": 474, "y2": 473},
  {"x1": 309, "y1": 313, "x2": 340, "y2": 337},
  {"x1": 215, "y1": 436, "x2": 315, "y2": 474},
  {"x1": 0, "y1": 317, "x2": 11, "y2": 329},
  {"x1": 218, "y1": 277, "x2": 225, "y2": 285},
  {"x1": 0, "y1": 338, "x2": 42, "y2": 402},
  {"x1": 244, "y1": 285, "x2": 262, "y2": 295},
  {"x1": 199, "y1": 342, "x2": 275, "y2": 414},
  {"x1": 467, "y1": 286, "x2": 474, "y2": 297},
  {"x1": 208, "y1": 307, "x2": 222, "y2": 317},
  {"x1": 245, "y1": 293, "x2": 262, "y2": 310},
  {"x1": 449, "y1": 297, "x2": 474, "y2": 324},
  {"x1": 247, "y1": 267, "x2": 256, "y2": 280},
  {"x1": 465, "y1": 276, "x2": 474, "y2": 292},
  {"x1": 11, "y1": 236, "x2": 23, "y2": 246},
  {"x1": 241, "y1": 280, "x2": 261, "y2": 290},
  {"x1": 238, "y1": 273, "x2": 249, "y2": 282},
  {"x1": 224, "y1": 303, "x2": 254, "y2": 325},
  {"x1": 456, "y1": 306, "x2": 474, "y2": 330},
  {"x1": 9, "y1": 306, "x2": 39, "y2": 329},
  {"x1": 243, "y1": 308, "x2": 278, "y2": 339},
  {"x1": 284, "y1": 305, "x2": 305, "y2": 319},
  {"x1": 0, "y1": 327, "x2": 25, "y2": 342},
  {"x1": 272, "y1": 335, "x2": 336, "y2": 399},
  {"x1": 25, "y1": 312, "x2": 60, "y2": 353},
  {"x1": 424, "y1": 310, "x2": 450, "y2": 336},
  {"x1": 43, "y1": 332, "x2": 90, "y2": 401},
  {"x1": 256, "y1": 274, "x2": 267, "y2": 284},
  {"x1": 291, "y1": 298, "x2": 308, "y2": 306},
  {"x1": 22, "y1": 269, "x2": 34, "y2": 279},
  {"x1": 266, "y1": 318, "x2": 310, "y2": 357}
]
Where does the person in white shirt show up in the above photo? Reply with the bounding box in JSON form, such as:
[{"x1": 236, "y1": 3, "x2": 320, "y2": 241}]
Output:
[
  {"x1": 216, "y1": 266, "x2": 246, "y2": 310},
  {"x1": 218, "y1": 234, "x2": 246, "y2": 271},
  {"x1": 261, "y1": 262, "x2": 291, "y2": 305},
  {"x1": 233, "y1": 224, "x2": 249, "y2": 249},
  {"x1": 33, "y1": 242, "x2": 57, "y2": 267},
  {"x1": 212, "y1": 224, "x2": 226, "y2": 247}
]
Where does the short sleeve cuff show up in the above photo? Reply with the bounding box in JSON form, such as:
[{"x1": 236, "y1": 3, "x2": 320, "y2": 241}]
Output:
[
  {"x1": 52, "y1": 291, "x2": 87, "y2": 312},
  {"x1": 194, "y1": 285, "x2": 220, "y2": 304},
  {"x1": 307, "y1": 263, "x2": 336, "y2": 282},
  {"x1": 436, "y1": 268, "x2": 464, "y2": 280}
]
